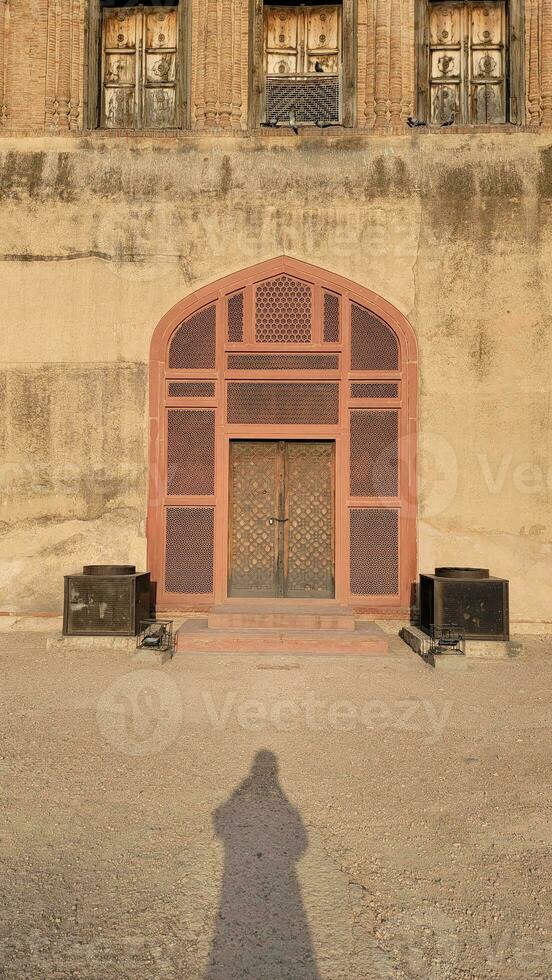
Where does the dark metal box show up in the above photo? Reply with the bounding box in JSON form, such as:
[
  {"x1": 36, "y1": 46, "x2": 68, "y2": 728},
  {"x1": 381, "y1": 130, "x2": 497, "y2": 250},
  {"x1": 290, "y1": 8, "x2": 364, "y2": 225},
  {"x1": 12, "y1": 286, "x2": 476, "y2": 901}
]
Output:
[
  {"x1": 419, "y1": 567, "x2": 509, "y2": 641},
  {"x1": 63, "y1": 565, "x2": 151, "y2": 636}
]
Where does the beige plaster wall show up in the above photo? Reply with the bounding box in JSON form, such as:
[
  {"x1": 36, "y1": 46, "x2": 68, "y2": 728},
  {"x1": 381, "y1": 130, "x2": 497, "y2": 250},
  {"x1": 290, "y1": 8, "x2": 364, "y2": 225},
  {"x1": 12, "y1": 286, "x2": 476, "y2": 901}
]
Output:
[{"x1": 1, "y1": 131, "x2": 551, "y2": 625}]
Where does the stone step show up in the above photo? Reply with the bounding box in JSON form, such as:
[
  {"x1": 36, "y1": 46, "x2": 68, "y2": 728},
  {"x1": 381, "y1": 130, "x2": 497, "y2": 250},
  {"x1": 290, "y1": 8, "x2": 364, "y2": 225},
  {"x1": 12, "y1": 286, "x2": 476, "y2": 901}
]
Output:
[
  {"x1": 175, "y1": 619, "x2": 388, "y2": 656},
  {"x1": 207, "y1": 603, "x2": 356, "y2": 632}
]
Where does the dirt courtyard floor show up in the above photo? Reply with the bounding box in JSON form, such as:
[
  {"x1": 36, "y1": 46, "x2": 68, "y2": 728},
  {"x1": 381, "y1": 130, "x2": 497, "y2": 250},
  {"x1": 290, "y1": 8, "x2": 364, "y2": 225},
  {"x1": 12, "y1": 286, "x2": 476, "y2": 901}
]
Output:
[{"x1": 1, "y1": 631, "x2": 551, "y2": 979}]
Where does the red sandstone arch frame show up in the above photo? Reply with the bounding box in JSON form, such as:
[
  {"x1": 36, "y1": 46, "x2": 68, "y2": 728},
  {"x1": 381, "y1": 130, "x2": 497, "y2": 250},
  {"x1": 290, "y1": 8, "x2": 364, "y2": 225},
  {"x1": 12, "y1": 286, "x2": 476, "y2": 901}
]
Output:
[{"x1": 148, "y1": 257, "x2": 417, "y2": 613}]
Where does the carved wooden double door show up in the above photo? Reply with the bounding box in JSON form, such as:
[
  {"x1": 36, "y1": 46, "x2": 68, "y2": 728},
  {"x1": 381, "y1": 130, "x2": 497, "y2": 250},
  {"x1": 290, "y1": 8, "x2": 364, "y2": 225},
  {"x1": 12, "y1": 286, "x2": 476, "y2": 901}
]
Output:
[{"x1": 229, "y1": 440, "x2": 335, "y2": 599}]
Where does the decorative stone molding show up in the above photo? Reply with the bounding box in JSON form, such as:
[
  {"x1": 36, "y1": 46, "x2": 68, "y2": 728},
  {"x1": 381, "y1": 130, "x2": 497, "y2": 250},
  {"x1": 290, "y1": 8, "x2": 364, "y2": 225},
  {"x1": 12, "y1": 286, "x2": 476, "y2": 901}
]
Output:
[
  {"x1": 45, "y1": 0, "x2": 82, "y2": 130},
  {"x1": 542, "y1": 0, "x2": 552, "y2": 123}
]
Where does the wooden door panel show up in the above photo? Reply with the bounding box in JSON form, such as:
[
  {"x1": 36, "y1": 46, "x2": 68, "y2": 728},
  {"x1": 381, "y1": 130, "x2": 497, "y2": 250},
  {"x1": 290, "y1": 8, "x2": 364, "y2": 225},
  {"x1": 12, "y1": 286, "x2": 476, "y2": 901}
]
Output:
[
  {"x1": 285, "y1": 442, "x2": 335, "y2": 599},
  {"x1": 228, "y1": 441, "x2": 279, "y2": 597}
]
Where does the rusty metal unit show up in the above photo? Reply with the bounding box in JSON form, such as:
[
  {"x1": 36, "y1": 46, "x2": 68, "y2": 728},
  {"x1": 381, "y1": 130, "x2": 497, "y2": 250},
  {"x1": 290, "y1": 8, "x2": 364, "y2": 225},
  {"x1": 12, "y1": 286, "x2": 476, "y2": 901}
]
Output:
[
  {"x1": 63, "y1": 565, "x2": 151, "y2": 636},
  {"x1": 419, "y1": 567, "x2": 509, "y2": 641}
]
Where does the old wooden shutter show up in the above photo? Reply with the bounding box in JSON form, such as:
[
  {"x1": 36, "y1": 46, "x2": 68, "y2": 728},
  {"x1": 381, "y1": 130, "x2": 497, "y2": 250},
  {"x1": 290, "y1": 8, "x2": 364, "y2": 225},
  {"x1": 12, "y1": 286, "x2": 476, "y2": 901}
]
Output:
[
  {"x1": 101, "y1": 5, "x2": 179, "y2": 129},
  {"x1": 428, "y1": 1, "x2": 507, "y2": 125}
]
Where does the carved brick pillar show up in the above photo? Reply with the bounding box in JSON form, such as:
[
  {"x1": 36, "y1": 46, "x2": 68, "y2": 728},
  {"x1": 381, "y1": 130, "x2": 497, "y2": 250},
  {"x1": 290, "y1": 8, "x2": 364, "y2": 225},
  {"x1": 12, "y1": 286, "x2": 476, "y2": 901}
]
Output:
[
  {"x1": 45, "y1": 0, "x2": 73, "y2": 130},
  {"x1": 204, "y1": 0, "x2": 219, "y2": 125},
  {"x1": 219, "y1": 0, "x2": 233, "y2": 126},
  {"x1": 0, "y1": 0, "x2": 9, "y2": 127},
  {"x1": 231, "y1": 0, "x2": 246, "y2": 128},
  {"x1": 528, "y1": 0, "x2": 542, "y2": 124},
  {"x1": 543, "y1": 0, "x2": 552, "y2": 124},
  {"x1": 69, "y1": 0, "x2": 83, "y2": 130},
  {"x1": 374, "y1": 0, "x2": 390, "y2": 127},
  {"x1": 389, "y1": 0, "x2": 402, "y2": 123},
  {"x1": 400, "y1": 0, "x2": 414, "y2": 120}
]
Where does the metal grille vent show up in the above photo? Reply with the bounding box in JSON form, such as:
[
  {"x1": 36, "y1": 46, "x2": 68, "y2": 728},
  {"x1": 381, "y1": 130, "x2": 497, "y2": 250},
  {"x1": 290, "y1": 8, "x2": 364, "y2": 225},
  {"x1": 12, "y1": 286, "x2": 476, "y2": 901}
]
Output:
[
  {"x1": 266, "y1": 76, "x2": 340, "y2": 124},
  {"x1": 350, "y1": 304, "x2": 399, "y2": 371},
  {"x1": 165, "y1": 507, "x2": 214, "y2": 594},
  {"x1": 169, "y1": 304, "x2": 217, "y2": 370},
  {"x1": 167, "y1": 410, "x2": 215, "y2": 495},
  {"x1": 227, "y1": 383, "x2": 339, "y2": 425},
  {"x1": 168, "y1": 382, "x2": 215, "y2": 398},
  {"x1": 323, "y1": 292, "x2": 340, "y2": 342},
  {"x1": 351, "y1": 383, "x2": 399, "y2": 399},
  {"x1": 350, "y1": 410, "x2": 399, "y2": 497},
  {"x1": 227, "y1": 292, "x2": 244, "y2": 342},
  {"x1": 227, "y1": 353, "x2": 339, "y2": 371},
  {"x1": 349, "y1": 508, "x2": 399, "y2": 596},
  {"x1": 255, "y1": 275, "x2": 312, "y2": 343}
]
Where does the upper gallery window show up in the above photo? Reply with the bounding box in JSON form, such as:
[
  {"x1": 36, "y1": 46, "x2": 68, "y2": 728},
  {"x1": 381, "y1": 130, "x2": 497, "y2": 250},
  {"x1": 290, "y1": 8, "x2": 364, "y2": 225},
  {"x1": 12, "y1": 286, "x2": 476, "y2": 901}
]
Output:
[
  {"x1": 90, "y1": 1, "x2": 186, "y2": 129},
  {"x1": 428, "y1": 0, "x2": 507, "y2": 125},
  {"x1": 263, "y1": 3, "x2": 343, "y2": 126}
]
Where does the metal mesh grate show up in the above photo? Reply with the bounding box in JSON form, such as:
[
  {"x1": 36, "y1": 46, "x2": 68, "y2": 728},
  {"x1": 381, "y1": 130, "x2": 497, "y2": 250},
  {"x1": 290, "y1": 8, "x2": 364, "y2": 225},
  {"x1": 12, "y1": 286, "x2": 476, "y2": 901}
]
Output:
[
  {"x1": 167, "y1": 410, "x2": 215, "y2": 495},
  {"x1": 350, "y1": 304, "x2": 399, "y2": 371},
  {"x1": 165, "y1": 507, "x2": 214, "y2": 594},
  {"x1": 168, "y1": 304, "x2": 217, "y2": 370},
  {"x1": 255, "y1": 275, "x2": 312, "y2": 343},
  {"x1": 350, "y1": 382, "x2": 399, "y2": 399},
  {"x1": 350, "y1": 411, "x2": 399, "y2": 497},
  {"x1": 227, "y1": 383, "x2": 339, "y2": 425},
  {"x1": 323, "y1": 292, "x2": 340, "y2": 342},
  {"x1": 227, "y1": 292, "x2": 244, "y2": 343},
  {"x1": 266, "y1": 76, "x2": 340, "y2": 124},
  {"x1": 349, "y1": 508, "x2": 399, "y2": 595},
  {"x1": 227, "y1": 353, "x2": 339, "y2": 370},
  {"x1": 168, "y1": 382, "x2": 215, "y2": 398}
]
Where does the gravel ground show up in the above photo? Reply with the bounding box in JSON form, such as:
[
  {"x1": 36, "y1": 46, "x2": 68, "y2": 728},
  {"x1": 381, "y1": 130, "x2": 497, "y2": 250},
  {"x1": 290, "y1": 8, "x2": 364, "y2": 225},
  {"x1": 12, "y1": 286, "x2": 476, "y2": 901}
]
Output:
[{"x1": 1, "y1": 632, "x2": 551, "y2": 979}]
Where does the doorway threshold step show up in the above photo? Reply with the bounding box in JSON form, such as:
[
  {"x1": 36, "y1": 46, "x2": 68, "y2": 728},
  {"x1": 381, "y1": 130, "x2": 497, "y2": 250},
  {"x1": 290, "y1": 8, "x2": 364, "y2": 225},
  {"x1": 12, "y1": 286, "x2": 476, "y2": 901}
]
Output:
[
  {"x1": 175, "y1": 619, "x2": 388, "y2": 656},
  {"x1": 207, "y1": 603, "x2": 356, "y2": 632}
]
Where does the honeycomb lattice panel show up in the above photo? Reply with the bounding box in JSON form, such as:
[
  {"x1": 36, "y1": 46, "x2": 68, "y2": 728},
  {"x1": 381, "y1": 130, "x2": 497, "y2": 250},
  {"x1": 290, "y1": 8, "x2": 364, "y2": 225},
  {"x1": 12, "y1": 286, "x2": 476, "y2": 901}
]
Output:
[
  {"x1": 266, "y1": 76, "x2": 340, "y2": 124},
  {"x1": 227, "y1": 292, "x2": 244, "y2": 343},
  {"x1": 167, "y1": 410, "x2": 215, "y2": 495},
  {"x1": 350, "y1": 382, "x2": 399, "y2": 399},
  {"x1": 350, "y1": 410, "x2": 399, "y2": 497},
  {"x1": 286, "y1": 442, "x2": 334, "y2": 598},
  {"x1": 168, "y1": 382, "x2": 215, "y2": 398},
  {"x1": 169, "y1": 305, "x2": 217, "y2": 369},
  {"x1": 350, "y1": 304, "x2": 399, "y2": 371},
  {"x1": 323, "y1": 292, "x2": 340, "y2": 342},
  {"x1": 349, "y1": 508, "x2": 399, "y2": 596},
  {"x1": 227, "y1": 353, "x2": 338, "y2": 371},
  {"x1": 165, "y1": 507, "x2": 214, "y2": 594},
  {"x1": 227, "y1": 383, "x2": 339, "y2": 425},
  {"x1": 255, "y1": 275, "x2": 312, "y2": 343}
]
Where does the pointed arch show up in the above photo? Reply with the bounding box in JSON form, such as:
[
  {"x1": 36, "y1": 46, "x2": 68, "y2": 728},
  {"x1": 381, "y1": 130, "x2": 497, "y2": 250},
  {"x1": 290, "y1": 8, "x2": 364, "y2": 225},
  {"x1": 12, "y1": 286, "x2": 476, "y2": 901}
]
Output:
[{"x1": 148, "y1": 257, "x2": 417, "y2": 613}]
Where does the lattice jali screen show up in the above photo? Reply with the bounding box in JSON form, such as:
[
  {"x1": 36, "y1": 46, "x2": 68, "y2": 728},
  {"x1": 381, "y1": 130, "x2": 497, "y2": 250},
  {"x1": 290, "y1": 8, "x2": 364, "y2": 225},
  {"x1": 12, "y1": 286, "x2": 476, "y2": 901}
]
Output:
[
  {"x1": 227, "y1": 383, "x2": 339, "y2": 425},
  {"x1": 169, "y1": 305, "x2": 217, "y2": 369},
  {"x1": 349, "y1": 508, "x2": 399, "y2": 596},
  {"x1": 350, "y1": 383, "x2": 399, "y2": 399},
  {"x1": 323, "y1": 292, "x2": 340, "y2": 342},
  {"x1": 168, "y1": 382, "x2": 216, "y2": 398},
  {"x1": 350, "y1": 304, "x2": 399, "y2": 371},
  {"x1": 227, "y1": 353, "x2": 339, "y2": 371},
  {"x1": 167, "y1": 410, "x2": 215, "y2": 495},
  {"x1": 255, "y1": 275, "x2": 312, "y2": 343},
  {"x1": 165, "y1": 507, "x2": 214, "y2": 594},
  {"x1": 227, "y1": 292, "x2": 244, "y2": 343},
  {"x1": 350, "y1": 411, "x2": 399, "y2": 497}
]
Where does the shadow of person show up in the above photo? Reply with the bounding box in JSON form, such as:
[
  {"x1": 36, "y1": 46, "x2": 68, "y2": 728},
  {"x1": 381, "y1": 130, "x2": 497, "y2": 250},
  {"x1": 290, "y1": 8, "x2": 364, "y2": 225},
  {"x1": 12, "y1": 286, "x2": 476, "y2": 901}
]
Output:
[{"x1": 204, "y1": 749, "x2": 321, "y2": 980}]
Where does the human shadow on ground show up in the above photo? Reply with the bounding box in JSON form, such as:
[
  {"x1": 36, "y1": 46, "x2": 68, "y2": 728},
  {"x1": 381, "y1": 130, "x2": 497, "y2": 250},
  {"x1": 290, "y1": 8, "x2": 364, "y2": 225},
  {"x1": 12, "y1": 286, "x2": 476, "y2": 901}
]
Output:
[{"x1": 204, "y1": 749, "x2": 321, "y2": 980}]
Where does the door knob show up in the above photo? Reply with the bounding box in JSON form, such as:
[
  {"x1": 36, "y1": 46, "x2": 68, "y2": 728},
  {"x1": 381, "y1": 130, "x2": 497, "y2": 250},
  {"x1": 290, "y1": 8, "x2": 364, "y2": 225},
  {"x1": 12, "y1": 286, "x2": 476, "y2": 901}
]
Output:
[{"x1": 268, "y1": 517, "x2": 289, "y2": 525}]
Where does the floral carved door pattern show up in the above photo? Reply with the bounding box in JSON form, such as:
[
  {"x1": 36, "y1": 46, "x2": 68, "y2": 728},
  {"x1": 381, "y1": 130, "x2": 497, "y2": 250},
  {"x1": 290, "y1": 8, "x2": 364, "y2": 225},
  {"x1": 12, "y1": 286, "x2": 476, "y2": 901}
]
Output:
[
  {"x1": 229, "y1": 441, "x2": 335, "y2": 599},
  {"x1": 101, "y1": 6, "x2": 178, "y2": 129},
  {"x1": 429, "y1": 1, "x2": 506, "y2": 125}
]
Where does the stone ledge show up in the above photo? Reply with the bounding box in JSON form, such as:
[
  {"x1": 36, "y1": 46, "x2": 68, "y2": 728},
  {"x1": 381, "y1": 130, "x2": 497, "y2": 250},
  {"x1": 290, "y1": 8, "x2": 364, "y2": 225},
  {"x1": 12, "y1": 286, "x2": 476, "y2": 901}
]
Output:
[
  {"x1": 46, "y1": 633, "x2": 173, "y2": 665},
  {"x1": 400, "y1": 625, "x2": 522, "y2": 662}
]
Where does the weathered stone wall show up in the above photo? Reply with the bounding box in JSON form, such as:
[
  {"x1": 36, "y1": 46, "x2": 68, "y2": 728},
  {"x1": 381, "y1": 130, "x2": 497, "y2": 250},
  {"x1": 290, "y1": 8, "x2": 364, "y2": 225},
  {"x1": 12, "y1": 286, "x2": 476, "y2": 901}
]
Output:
[{"x1": 1, "y1": 131, "x2": 551, "y2": 624}]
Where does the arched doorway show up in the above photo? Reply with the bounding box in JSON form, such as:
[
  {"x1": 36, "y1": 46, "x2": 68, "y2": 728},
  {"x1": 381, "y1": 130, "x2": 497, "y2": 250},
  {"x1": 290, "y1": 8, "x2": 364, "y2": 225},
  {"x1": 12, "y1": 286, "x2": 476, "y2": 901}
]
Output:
[{"x1": 148, "y1": 257, "x2": 417, "y2": 613}]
